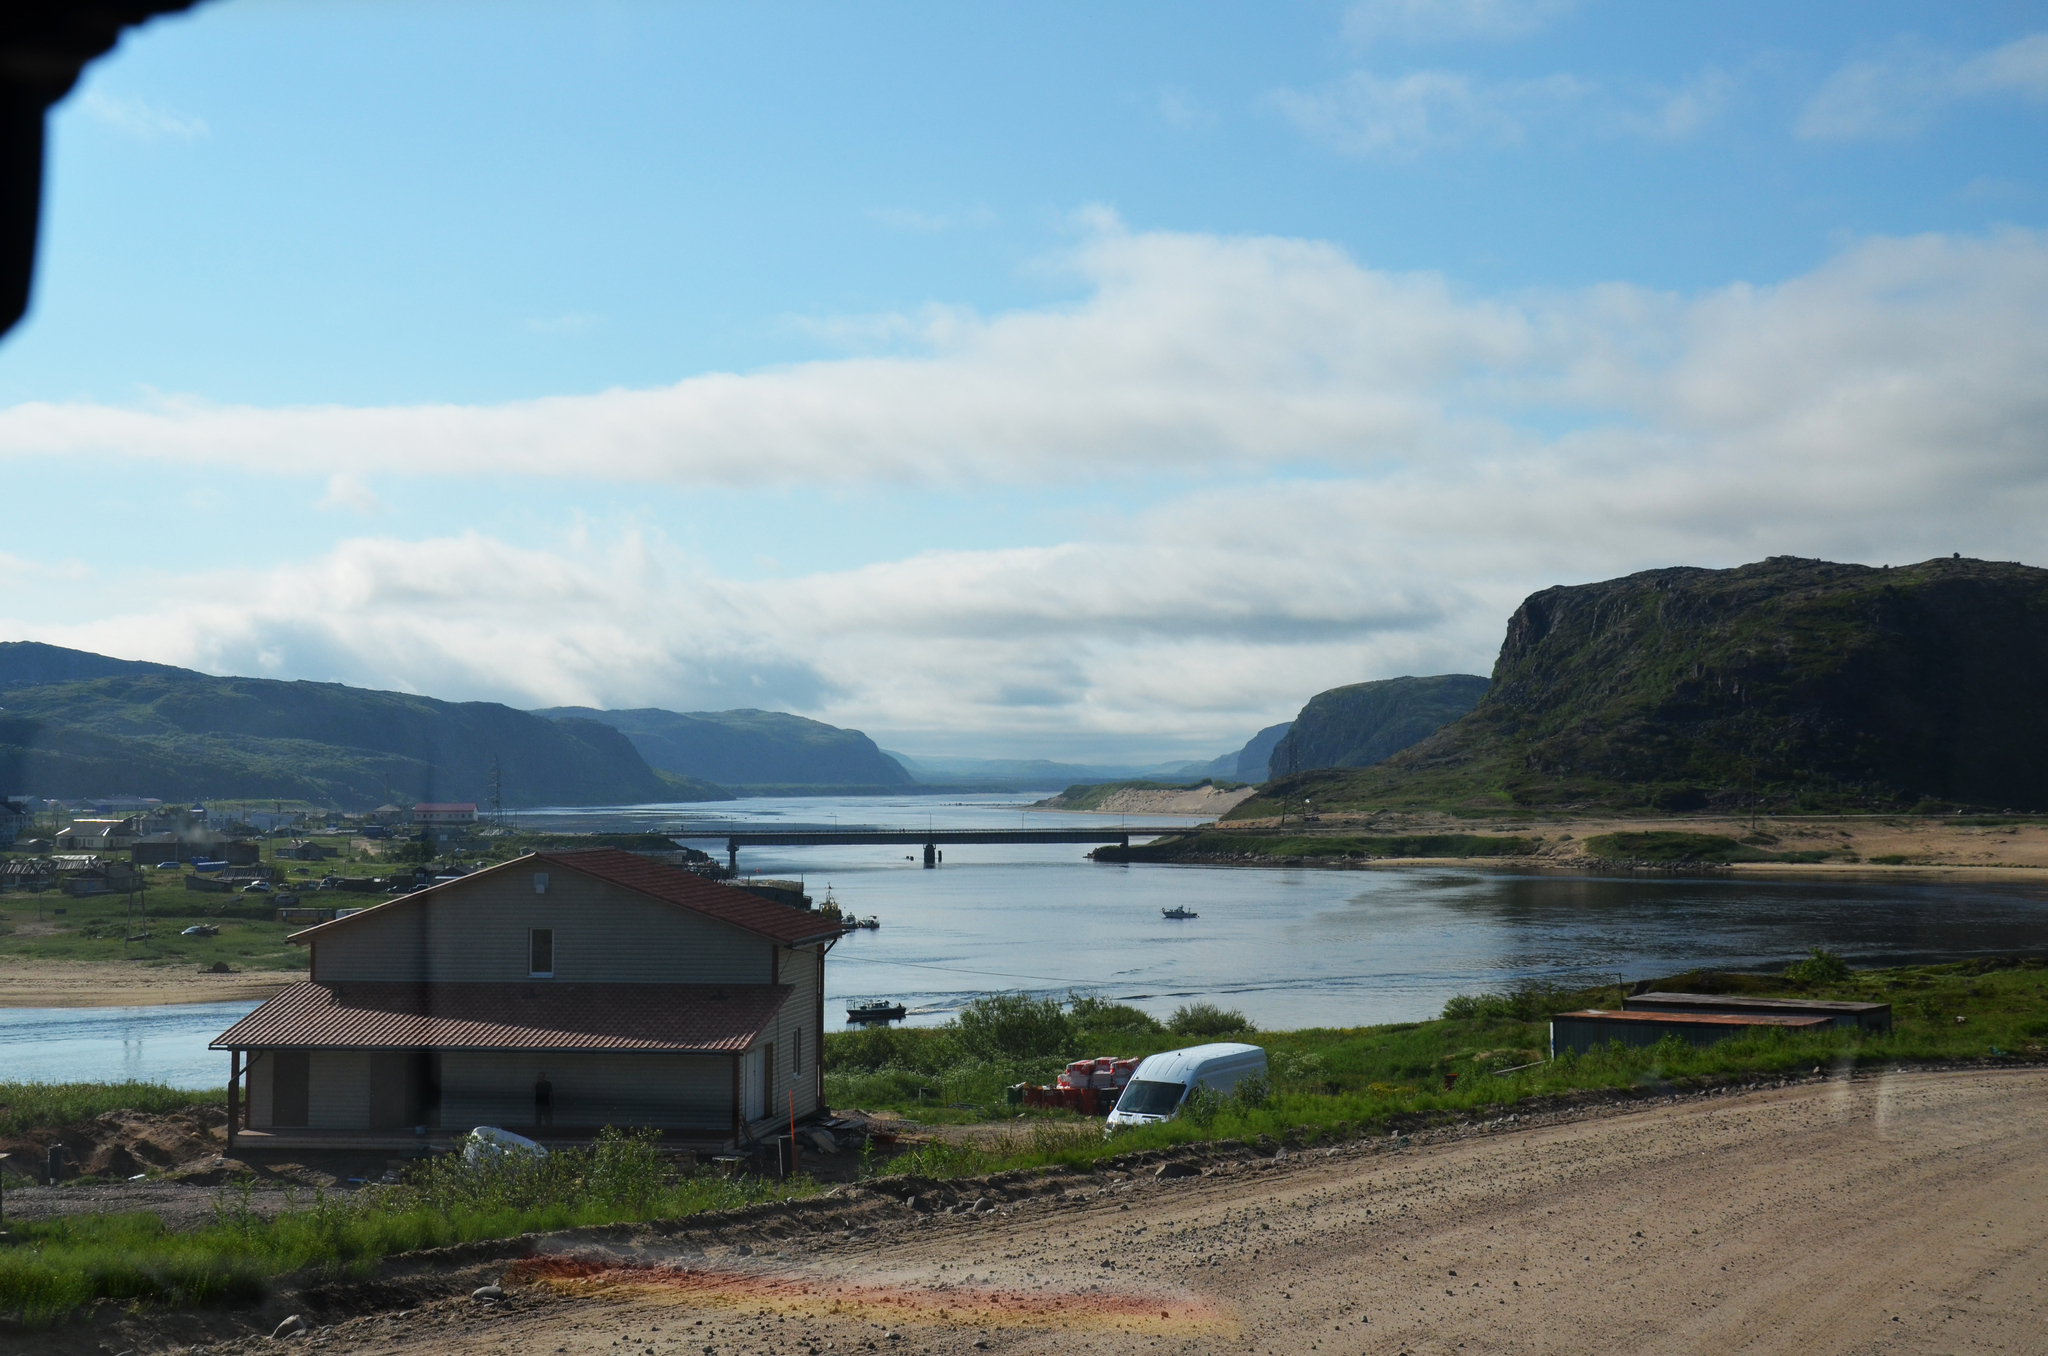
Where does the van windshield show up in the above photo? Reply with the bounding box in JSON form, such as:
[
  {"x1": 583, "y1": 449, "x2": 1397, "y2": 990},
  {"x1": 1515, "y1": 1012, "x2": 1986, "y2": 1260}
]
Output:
[{"x1": 1116, "y1": 1079, "x2": 1187, "y2": 1117}]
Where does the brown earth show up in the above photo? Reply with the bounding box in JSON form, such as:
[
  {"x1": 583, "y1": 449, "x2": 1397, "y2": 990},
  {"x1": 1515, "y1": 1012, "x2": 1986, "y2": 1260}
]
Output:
[
  {"x1": 1217, "y1": 811, "x2": 2048, "y2": 876},
  {"x1": 19, "y1": 1066, "x2": 2045, "y2": 1356}
]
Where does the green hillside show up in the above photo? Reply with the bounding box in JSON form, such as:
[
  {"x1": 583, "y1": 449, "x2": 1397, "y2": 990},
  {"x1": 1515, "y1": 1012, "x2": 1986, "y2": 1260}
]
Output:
[
  {"x1": 0, "y1": 649, "x2": 723, "y2": 808},
  {"x1": 1230, "y1": 556, "x2": 2048, "y2": 818},
  {"x1": 1265, "y1": 674, "x2": 1487, "y2": 778},
  {"x1": 536, "y1": 706, "x2": 911, "y2": 787}
]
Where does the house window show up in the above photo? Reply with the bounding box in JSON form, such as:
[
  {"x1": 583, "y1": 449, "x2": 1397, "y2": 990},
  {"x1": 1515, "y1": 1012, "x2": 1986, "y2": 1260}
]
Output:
[{"x1": 529, "y1": 928, "x2": 554, "y2": 977}]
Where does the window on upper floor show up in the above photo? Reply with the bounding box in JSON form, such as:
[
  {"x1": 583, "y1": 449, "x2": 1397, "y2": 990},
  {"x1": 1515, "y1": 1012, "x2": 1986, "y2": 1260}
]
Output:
[{"x1": 529, "y1": 927, "x2": 554, "y2": 977}]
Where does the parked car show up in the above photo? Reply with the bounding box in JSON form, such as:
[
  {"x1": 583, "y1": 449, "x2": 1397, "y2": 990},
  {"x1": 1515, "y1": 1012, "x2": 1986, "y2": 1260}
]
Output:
[
  {"x1": 241, "y1": 881, "x2": 274, "y2": 894},
  {"x1": 1105, "y1": 1042, "x2": 1269, "y2": 1128},
  {"x1": 180, "y1": 924, "x2": 219, "y2": 937},
  {"x1": 155, "y1": 861, "x2": 181, "y2": 870}
]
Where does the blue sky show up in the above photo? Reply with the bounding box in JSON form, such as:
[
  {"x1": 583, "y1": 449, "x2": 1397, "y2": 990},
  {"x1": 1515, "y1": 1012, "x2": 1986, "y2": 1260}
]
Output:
[{"x1": 2, "y1": 0, "x2": 2045, "y2": 760}]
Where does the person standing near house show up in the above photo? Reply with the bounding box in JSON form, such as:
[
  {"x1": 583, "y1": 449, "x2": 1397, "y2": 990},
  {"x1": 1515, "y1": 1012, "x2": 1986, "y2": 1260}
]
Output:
[{"x1": 534, "y1": 1072, "x2": 554, "y2": 1128}]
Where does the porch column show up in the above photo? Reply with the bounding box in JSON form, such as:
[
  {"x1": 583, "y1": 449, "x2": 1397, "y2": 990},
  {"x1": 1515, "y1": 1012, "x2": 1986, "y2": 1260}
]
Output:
[{"x1": 227, "y1": 1049, "x2": 240, "y2": 1151}]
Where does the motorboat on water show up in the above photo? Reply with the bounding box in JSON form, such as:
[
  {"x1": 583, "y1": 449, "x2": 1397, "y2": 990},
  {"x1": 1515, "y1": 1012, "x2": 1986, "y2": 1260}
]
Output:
[
  {"x1": 1161, "y1": 906, "x2": 1198, "y2": 919},
  {"x1": 846, "y1": 1000, "x2": 908, "y2": 1023}
]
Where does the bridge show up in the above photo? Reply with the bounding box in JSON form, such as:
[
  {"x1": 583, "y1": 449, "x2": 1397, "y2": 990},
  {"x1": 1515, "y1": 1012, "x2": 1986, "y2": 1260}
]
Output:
[{"x1": 670, "y1": 826, "x2": 1193, "y2": 872}]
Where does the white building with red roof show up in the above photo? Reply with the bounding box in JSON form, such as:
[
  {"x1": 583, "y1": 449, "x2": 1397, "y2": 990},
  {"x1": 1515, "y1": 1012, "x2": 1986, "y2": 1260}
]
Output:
[{"x1": 212, "y1": 849, "x2": 838, "y2": 1152}]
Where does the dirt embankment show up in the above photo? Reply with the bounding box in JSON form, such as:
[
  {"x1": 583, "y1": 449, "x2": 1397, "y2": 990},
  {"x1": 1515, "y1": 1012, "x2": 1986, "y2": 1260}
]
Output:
[
  {"x1": 1034, "y1": 784, "x2": 1257, "y2": 817},
  {"x1": 13, "y1": 1067, "x2": 2044, "y2": 1356}
]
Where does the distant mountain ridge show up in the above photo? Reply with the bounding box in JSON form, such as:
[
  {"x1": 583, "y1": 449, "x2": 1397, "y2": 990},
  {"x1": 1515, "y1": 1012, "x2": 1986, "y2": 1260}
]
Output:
[
  {"x1": 535, "y1": 707, "x2": 912, "y2": 788},
  {"x1": 1266, "y1": 675, "x2": 1488, "y2": 779},
  {"x1": 1237, "y1": 555, "x2": 2048, "y2": 816},
  {"x1": 0, "y1": 643, "x2": 715, "y2": 807}
]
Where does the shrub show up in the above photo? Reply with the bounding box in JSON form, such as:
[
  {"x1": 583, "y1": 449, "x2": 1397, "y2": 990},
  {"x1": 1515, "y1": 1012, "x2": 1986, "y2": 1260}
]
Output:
[
  {"x1": 1068, "y1": 995, "x2": 1165, "y2": 1040},
  {"x1": 1168, "y1": 1002, "x2": 1252, "y2": 1037},
  {"x1": 1786, "y1": 947, "x2": 1850, "y2": 986},
  {"x1": 952, "y1": 993, "x2": 1074, "y2": 1061}
]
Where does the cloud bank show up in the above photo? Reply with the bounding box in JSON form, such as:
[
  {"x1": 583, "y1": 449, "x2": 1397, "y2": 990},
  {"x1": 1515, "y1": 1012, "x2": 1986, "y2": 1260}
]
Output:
[{"x1": 5, "y1": 224, "x2": 2047, "y2": 756}]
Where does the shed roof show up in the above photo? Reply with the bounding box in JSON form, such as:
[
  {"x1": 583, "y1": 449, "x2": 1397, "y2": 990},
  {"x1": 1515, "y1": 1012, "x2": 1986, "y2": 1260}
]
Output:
[
  {"x1": 1552, "y1": 1009, "x2": 1833, "y2": 1029},
  {"x1": 211, "y1": 980, "x2": 791, "y2": 1053},
  {"x1": 1625, "y1": 991, "x2": 1890, "y2": 1016},
  {"x1": 288, "y1": 848, "x2": 840, "y2": 947}
]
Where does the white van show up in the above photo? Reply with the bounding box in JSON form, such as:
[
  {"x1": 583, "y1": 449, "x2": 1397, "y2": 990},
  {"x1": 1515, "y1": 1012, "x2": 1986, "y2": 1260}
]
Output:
[{"x1": 1105, "y1": 1042, "x2": 1268, "y2": 1128}]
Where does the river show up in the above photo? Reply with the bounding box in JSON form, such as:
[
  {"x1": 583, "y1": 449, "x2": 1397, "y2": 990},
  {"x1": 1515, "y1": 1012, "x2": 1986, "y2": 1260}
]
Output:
[{"x1": 7, "y1": 792, "x2": 2048, "y2": 1088}]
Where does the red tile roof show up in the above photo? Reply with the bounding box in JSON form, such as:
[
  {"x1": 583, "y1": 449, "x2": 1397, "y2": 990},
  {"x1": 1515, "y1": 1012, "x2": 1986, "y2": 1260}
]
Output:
[
  {"x1": 212, "y1": 980, "x2": 791, "y2": 1052},
  {"x1": 537, "y1": 849, "x2": 841, "y2": 945},
  {"x1": 289, "y1": 848, "x2": 841, "y2": 947}
]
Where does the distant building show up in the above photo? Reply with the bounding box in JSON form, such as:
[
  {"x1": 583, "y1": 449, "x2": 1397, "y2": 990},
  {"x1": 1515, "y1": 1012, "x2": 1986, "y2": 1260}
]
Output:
[
  {"x1": 413, "y1": 803, "x2": 477, "y2": 826},
  {"x1": 0, "y1": 798, "x2": 28, "y2": 847},
  {"x1": 56, "y1": 816, "x2": 142, "y2": 852},
  {"x1": 211, "y1": 849, "x2": 835, "y2": 1151}
]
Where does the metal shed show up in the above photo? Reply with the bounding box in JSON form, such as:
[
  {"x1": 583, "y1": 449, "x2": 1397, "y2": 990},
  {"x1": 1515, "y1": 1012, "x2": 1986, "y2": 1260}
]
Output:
[
  {"x1": 1623, "y1": 991, "x2": 1892, "y2": 1033},
  {"x1": 1550, "y1": 1008, "x2": 1834, "y2": 1058}
]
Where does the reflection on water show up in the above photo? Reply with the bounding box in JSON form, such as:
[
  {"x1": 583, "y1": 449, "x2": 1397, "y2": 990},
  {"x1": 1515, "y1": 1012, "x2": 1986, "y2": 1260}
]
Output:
[
  {"x1": 6, "y1": 793, "x2": 2048, "y2": 1085},
  {"x1": 0, "y1": 1001, "x2": 260, "y2": 1089}
]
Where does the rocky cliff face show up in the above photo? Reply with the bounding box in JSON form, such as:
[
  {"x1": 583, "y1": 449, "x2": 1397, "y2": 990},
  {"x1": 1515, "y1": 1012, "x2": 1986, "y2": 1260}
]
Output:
[
  {"x1": 1245, "y1": 555, "x2": 2048, "y2": 814},
  {"x1": 1266, "y1": 675, "x2": 1488, "y2": 778}
]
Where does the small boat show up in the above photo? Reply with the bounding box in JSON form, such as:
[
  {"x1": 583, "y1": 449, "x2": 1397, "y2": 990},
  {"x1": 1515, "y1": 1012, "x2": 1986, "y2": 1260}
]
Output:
[
  {"x1": 1161, "y1": 906, "x2": 1198, "y2": 920},
  {"x1": 852, "y1": 915, "x2": 880, "y2": 930},
  {"x1": 846, "y1": 1000, "x2": 908, "y2": 1024}
]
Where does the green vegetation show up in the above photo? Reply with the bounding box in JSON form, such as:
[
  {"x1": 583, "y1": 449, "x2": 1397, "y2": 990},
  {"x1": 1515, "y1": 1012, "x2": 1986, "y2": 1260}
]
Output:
[
  {"x1": 0, "y1": 1129, "x2": 796, "y2": 1327},
  {"x1": 1093, "y1": 830, "x2": 1537, "y2": 862},
  {"x1": 0, "y1": 641, "x2": 698, "y2": 806},
  {"x1": 1581, "y1": 831, "x2": 1844, "y2": 864},
  {"x1": 826, "y1": 959, "x2": 2048, "y2": 1138},
  {"x1": 1266, "y1": 673, "x2": 1488, "y2": 776},
  {"x1": 1226, "y1": 556, "x2": 2048, "y2": 819},
  {"x1": 0, "y1": 886, "x2": 309, "y2": 972},
  {"x1": 0, "y1": 1082, "x2": 224, "y2": 1137}
]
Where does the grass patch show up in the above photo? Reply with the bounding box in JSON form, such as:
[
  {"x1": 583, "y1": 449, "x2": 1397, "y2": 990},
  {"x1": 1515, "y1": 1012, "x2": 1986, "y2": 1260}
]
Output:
[
  {"x1": 1582, "y1": 831, "x2": 1841, "y2": 864},
  {"x1": 0, "y1": 889, "x2": 309, "y2": 972},
  {"x1": 0, "y1": 1128, "x2": 799, "y2": 1327},
  {"x1": 0, "y1": 1081, "x2": 225, "y2": 1137}
]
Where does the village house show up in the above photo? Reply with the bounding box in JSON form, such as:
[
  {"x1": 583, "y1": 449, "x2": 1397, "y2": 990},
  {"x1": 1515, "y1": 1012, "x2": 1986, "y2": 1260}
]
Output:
[
  {"x1": 210, "y1": 848, "x2": 838, "y2": 1151},
  {"x1": 55, "y1": 815, "x2": 142, "y2": 852}
]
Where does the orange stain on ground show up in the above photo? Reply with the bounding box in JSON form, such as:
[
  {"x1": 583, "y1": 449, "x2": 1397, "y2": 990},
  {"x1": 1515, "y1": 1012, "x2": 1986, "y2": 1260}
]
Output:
[{"x1": 508, "y1": 1252, "x2": 1233, "y2": 1337}]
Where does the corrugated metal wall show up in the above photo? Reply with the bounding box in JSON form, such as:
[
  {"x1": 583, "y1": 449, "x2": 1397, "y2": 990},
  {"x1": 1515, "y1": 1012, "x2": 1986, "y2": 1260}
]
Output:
[
  {"x1": 439, "y1": 1051, "x2": 732, "y2": 1129},
  {"x1": 314, "y1": 869, "x2": 771, "y2": 984}
]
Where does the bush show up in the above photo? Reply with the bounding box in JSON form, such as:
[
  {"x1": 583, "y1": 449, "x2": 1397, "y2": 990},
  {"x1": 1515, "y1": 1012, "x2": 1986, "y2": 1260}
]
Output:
[
  {"x1": 1068, "y1": 996, "x2": 1165, "y2": 1040},
  {"x1": 1168, "y1": 1002, "x2": 1252, "y2": 1037},
  {"x1": 1440, "y1": 982, "x2": 1576, "y2": 1023},
  {"x1": 1785, "y1": 947, "x2": 1850, "y2": 986},
  {"x1": 952, "y1": 993, "x2": 1074, "y2": 1061}
]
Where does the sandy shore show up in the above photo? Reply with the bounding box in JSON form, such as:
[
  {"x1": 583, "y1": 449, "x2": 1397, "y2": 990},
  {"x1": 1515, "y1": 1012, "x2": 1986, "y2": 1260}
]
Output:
[
  {"x1": 1034, "y1": 784, "x2": 1258, "y2": 817},
  {"x1": 132, "y1": 1066, "x2": 2043, "y2": 1356},
  {"x1": 0, "y1": 957, "x2": 295, "y2": 1008},
  {"x1": 1219, "y1": 810, "x2": 2048, "y2": 874}
]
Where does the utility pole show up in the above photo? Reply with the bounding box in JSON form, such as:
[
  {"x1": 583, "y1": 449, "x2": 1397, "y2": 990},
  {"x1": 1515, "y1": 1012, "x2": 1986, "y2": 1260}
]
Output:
[{"x1": 489, "y1": 755, "x2": 503, "y2": 826}]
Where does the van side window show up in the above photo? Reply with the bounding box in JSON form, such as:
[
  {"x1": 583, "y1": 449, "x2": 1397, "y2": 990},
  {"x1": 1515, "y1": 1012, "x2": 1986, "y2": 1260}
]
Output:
[{"x1": 529, "y1": 928, "x2": 554, "y2": 977}]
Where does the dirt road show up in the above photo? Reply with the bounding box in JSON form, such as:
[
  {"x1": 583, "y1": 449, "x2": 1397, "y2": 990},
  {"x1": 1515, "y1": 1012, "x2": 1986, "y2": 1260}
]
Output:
[{"x1": 249, "y1": 1068, "x2": 2043, "y2": 1356}]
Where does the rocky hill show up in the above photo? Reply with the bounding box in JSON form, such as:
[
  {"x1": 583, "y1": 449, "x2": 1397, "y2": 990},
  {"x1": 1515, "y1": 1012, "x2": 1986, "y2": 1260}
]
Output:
[
  {"x1": 1232, "y1": 556, "x2": 2048, "y2": 817},
  {"x1": 536, "y1": 706, "x2": 911, "y2": 789},
  {"x1": 1265, "y1": 675, "x2": 1487, "y2": 779},
  {"x1": 0, "y1": 647, "x2": 718, "y2": 808}
]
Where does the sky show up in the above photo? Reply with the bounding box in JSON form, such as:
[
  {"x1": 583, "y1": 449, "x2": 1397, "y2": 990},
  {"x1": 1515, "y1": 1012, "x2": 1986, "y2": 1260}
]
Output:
[{"x1": 1, "y1": 0, "x2": 2045, "y2": 762}]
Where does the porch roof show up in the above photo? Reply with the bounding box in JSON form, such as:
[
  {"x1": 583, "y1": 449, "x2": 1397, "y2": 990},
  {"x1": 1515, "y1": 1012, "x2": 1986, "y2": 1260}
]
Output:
[{"x1": 211, "y1": 979, "x2": 791, "y2": 1054}]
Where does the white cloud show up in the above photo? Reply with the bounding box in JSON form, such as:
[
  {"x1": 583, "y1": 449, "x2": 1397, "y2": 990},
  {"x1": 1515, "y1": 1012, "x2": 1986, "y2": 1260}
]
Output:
[
  {"x1": 5, "y1": 226, "x2": 2047, "y2": 755},
  {"x1": 78, "y1": 89, "x2": 209, "y2": 140},
  {"x1": 316, "y1": 472, "x2": 385, "y2": 515},
  {"x1": 1800, "y1": 32, "x2": 2048, "y2": 140},
  {"x1": 1156, "y1": 87, "x2": 1212, "y2": 129},
  {"x1": 1342, "y1": 0, "x2": 1577, "y2": 44}
]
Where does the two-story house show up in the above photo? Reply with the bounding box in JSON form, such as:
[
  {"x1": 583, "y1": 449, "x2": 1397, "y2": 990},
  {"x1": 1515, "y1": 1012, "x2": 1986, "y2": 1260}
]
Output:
[{"x1": 210, "y1": 848, "x2": 838, "y2": 1151}]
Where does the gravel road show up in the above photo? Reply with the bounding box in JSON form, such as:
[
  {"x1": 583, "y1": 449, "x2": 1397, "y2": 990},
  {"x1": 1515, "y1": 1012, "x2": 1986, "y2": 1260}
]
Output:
[{"x1": 191, "y1": 1066, "x2": 2043, "y2": 1356}]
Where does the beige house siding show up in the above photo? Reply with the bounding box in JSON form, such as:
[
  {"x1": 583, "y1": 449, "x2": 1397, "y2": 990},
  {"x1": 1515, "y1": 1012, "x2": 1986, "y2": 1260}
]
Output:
[
  {"x1": 312, "y1": 869, "x2": 771, "y2": 984},
  {"x1": 745, "y1": 946, "x2": 825, "y2": 1131},
  {"x1": 440, "y1": 1052, "x2": 733, "y2": 1129},
  {"x1": 307, "y1": 1050, "x2": 373, "y2": 1129}
]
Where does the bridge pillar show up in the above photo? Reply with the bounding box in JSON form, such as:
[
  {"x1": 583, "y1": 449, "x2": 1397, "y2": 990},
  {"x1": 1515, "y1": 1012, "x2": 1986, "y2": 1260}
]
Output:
[
  {"x1": 728, "y1": 839, "x2": 738, "y2": 874},
  {"x1": 922, "y1": 841, "x2": 936, "y2": 869}
]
